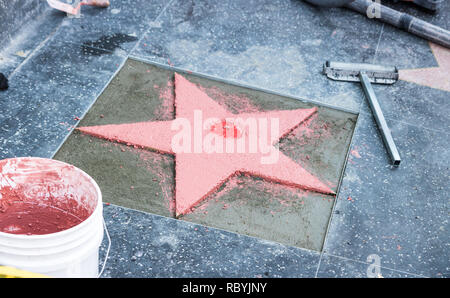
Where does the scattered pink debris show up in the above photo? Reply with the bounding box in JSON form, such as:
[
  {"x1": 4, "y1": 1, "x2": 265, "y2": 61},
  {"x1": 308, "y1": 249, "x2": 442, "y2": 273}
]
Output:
[
  {"x1": 197, "y1": 203, "x2": 208, "y2": 211},
  {"x1": 136, "y1": 150, "x2": 175, "y2": 214},
  {"x1": 154, "y1": 78, "x2": 175, "y2": 120},
  {"x1": 199, "y1": 86, "x2": 260, "y2": 114},
  {"x1": 350, "y1": 146, "x2": 361, "y2": 158},
  {"x1": 326, "y1": 180, "x2": 337, "y2": 189},
  {"x1": 292, "y1": 113, "x2": 318, "y2": 139}
]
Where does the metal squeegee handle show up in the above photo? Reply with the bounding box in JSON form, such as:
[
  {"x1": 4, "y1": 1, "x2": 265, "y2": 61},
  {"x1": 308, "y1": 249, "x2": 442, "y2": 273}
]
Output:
[{"x1": 359, "y1": 72, "x2": 401, "y2": 166}]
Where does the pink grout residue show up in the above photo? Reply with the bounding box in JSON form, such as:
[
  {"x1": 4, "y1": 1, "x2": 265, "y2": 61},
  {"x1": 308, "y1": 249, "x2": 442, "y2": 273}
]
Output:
[
  {"x1": 191, "y1": 174, "x2": 317, "y2": 216},
  {"x1": 325, "y1": 180, "x2": 337, "y2": 190},
  {"x1": 289, "y1": 112, "x2": 332, "y2": 144},
  {"x1": 99, "y1": 141, "x2": 176, "y2": 214},
  {"x1": 199, "y1": 86, "x2": 261, "y2": 114},
  {"x1": 136, "y1": 149, "x2": 175, "y2": 214},
  {"x1": 153, "y1": 78, "x2": 175, "y2": 120},
  {"x1": 350, "y1": 146, "x2": 361, "y2": 158}
]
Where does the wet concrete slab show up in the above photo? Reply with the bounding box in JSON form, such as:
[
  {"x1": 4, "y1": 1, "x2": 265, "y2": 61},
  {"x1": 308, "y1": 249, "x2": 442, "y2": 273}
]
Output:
[
  {"x1": 55, "y1": 133, "x2": 176, "y2": 217},
  {"x1": 54, "y1": 58, "x2": 357, "y2": 251},
  {"x1": 99, "y1": 203, "x2": 320, "y2": 278}
]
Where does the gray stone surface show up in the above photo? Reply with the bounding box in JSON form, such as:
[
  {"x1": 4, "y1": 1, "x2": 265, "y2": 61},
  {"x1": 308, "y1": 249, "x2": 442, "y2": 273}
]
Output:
[
  {"x1": 323, "y1": 112, "x2": 449, "y2": 278},
  {"x1": 0, "y1": 0, "x2": 448, "y2": 278},
  {"x1": 0, "y1": 8, "x2": 64, "y2": 77},
  {"x1": 48, "y1": 1, "x2": 166, "y2": 55},
  {"x1": 363, "y1": 0, "x2": 450, "y2": 132},
  {"x1": 0, "y1": 0, "x2": 47, "y2": 46},
  {"x1": 131, "y1": 0, "x2": 387, "y2": 112},
  {"x1": 99, "y1": 204, "x2": 320, "y2": 278},
  {"x1": 358, "y1": 79, "x2": 449, "y2": 134},
  {"x1": 0, "y1": 40, "x2": 125, "y2": 159},
  {"x1": 316, "y1": 254, "x2": 420, "y2": 278}
]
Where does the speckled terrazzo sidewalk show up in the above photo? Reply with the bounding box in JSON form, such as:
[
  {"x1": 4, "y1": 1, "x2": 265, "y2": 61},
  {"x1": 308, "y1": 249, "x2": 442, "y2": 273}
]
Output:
[{"x1": 0, "y1": 0, "x2": 448, "y2": 278}]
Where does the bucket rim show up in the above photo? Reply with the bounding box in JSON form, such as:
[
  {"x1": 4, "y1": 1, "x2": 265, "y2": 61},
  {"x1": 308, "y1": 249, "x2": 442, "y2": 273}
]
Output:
[{"x1": 0, "y1": 157, "x2": 102, "y2": 239}]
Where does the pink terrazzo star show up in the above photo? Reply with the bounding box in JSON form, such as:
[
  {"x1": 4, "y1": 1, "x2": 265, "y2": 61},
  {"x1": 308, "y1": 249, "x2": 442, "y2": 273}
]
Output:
[
  {"x1": 78, "y1": 74, "x2": 333, "y2": 215},
  {"x1": 399, "y1": 42, "x2": 450, "y2": 92}
]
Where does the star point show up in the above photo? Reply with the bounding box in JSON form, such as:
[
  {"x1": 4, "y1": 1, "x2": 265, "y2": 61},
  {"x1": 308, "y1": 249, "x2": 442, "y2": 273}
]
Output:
[{"x1": 399, "y1": 42, "x2": 450, "y2": 92}]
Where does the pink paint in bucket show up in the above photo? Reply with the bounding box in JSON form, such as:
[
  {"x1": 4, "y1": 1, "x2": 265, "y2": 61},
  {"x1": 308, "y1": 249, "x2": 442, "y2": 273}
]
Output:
[{"x1": 0, "y1": 157, "x2": 104, "y2": 277}]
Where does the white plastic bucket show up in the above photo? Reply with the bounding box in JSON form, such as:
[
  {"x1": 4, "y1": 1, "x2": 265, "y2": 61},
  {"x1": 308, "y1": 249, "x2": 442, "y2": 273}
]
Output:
[{"x1": 0, "y1": 157, "x2": 104, "y2": 278}]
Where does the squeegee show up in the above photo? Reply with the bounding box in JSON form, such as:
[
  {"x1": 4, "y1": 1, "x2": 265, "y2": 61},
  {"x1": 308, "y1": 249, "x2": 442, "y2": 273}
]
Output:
[{"x1": 323, "y1": 61, "x2": 401, "y2": 166}]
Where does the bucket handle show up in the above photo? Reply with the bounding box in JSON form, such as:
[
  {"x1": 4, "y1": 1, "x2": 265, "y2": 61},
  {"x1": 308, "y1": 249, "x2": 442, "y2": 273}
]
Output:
[{"x1": 98, "y1": 218, "x2": 111, "y2": 278}]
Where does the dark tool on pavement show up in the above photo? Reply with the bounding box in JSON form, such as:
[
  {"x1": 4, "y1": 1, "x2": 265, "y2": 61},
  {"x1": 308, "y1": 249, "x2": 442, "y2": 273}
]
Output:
[
  {"x1": 0, "y1": 73, "x2": 8, "y2": 91},
  {"x1": 304, "y1": 0, "x2": 450, "y2": 49},
  {"x1": 304, "y1": 0, "x2": 354, "y2": 6},
  {"x1": 394, "y1": 0, "x2": 442, "y2": 12},
  {"x1": 323, "y1": 61, "x2": 401, "y2": 166}
]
